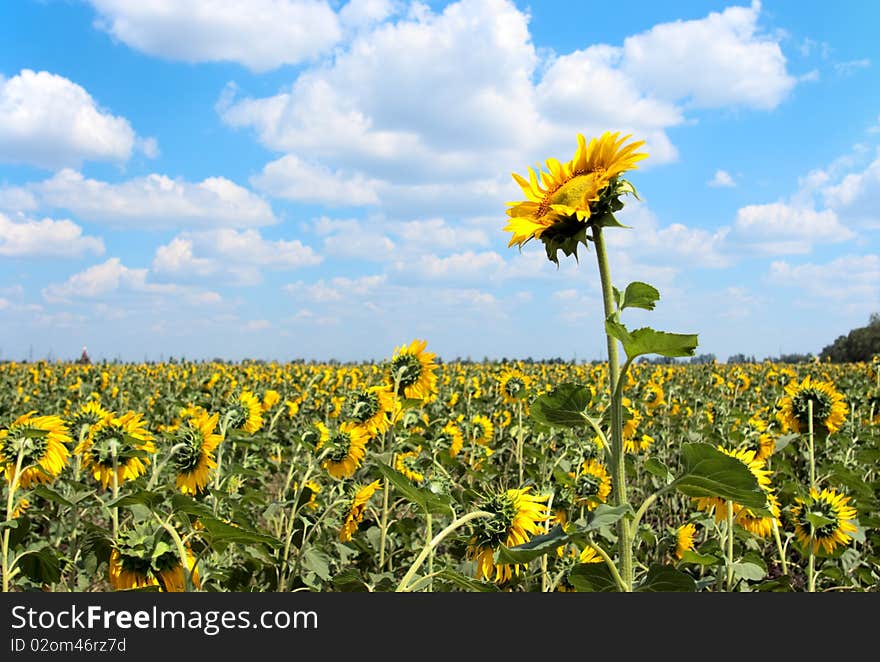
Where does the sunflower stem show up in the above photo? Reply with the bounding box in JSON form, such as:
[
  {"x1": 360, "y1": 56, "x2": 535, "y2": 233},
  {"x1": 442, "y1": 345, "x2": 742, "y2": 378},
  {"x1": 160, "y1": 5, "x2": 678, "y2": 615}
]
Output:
[
  {"x1": 807, "y1": 398, "x2": 816, "y2": 593},
  {"x1": 592, "y1": 226, "x2": 631, "y2": 592},
  {"x1": 2, "y1": 441, "x2": 27, "y2": 593},
  {"x1": 726, "y1": 499, "x2": 735, "y2": 592},
  {"x1": 396, "y1": 510, "x2": 493, "y2": 592}
]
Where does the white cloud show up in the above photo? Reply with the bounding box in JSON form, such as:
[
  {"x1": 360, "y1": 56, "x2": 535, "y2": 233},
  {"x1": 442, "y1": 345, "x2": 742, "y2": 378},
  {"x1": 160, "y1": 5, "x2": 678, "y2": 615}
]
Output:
[
  {"x1": 0, "y1": 213, "x2": 104, "y2": 258},
  {"x1": 834, "y1": 58, "x2": 871, "y2": 76},
  {"x1": 396, "y1": 218, "x2": 489, "y2": 249},
  {"x1": 32, "y1": 169, "x2": 276, "y2": 229},
  {"x1": 732, "y1": 202, "x2": 854, "y2": 254},
  {"x1": 768, "y1": 255, "x2": 879, "y2": 303},
  {"x1": 620, "y1": 1, "x2": 796, "y2": 109},
  {"x1": 152, "y1": 229, "x2": 322, "y2": 284},
  {"x1": 88, "y1": 0, "x2": 342, "y2": 72},
  {"x1": 0, "y1": 69, "x2": 142, "y2": 169},
  {"x1": 241, "y1": 319, "x2": 272, "y2": 332},
  {"x1": 820, "y1": 150, "x2": 880, "y2": 227},
  {"x1": 252, "y1": 154, "x2": 381, "y2": 205},
  {"x1": 340, "y1": 0, "x2": 397, "y2": 31},
  {"x1": 284, "y1": 274, "x2": 386, "y2": 302},
  {"x1": 708, "y1": 169, "x2": 736, "y2": 187},
  {"x1": 395, "y1": 250, "x2": 507, "y2": 281}
]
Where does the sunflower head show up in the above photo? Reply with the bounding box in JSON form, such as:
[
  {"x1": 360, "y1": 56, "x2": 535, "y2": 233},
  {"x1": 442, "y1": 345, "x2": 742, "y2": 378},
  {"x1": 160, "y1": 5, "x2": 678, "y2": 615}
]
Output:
[
  {"x1": 791, "y1": 487, "x2": 858, "y2": 556},
  {"x1": 675, "y1": 523, "x2": 698, "y2": 560},
  {"x1": 466, "y1": 487, "x2": 549, "y2": 583},
  {"x1": 339, "y1": 479, "x2": 383, "y2": 542},
  {"x1": 109, "y1": 526, "x2": 200, "y2": 592},
  {"x1": 0, "y1": 412, "x2": 71, "y2": 489},
  {"x1": 498, "y1": 368, "x2": 531, "y2": 404},
  {"x1": 504, "y1": 131, "x2": 647, "y2": 264},
  {"x1": 388, "y1": 339, "x2": 438, "y2": 401},
  {"x1": 779, "y1": 375, "x2": 847, "y2": 436}
]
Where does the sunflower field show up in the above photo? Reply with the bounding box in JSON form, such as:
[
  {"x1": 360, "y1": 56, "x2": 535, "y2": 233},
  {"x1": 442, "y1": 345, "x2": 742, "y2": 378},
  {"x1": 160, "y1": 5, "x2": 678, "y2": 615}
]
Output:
[{"x1": 1, "y1": 349, "x2": 878, "y2": 593}]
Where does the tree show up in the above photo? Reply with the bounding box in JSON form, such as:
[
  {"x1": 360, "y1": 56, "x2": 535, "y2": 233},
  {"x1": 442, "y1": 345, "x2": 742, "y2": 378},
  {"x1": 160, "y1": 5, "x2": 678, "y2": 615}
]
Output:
[{"x1": 820, "y1": 313, "x2": 880, "y2": 363}]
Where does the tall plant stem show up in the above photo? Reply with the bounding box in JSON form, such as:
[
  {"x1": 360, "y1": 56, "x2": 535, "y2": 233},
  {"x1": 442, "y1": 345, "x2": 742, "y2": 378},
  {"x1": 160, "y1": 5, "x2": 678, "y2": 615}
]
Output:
[
  {"x1": 807, "y1": 398, "x2": 816, "y2": 593},
  {"x1": 2, "y1": 444, "x2": 26, "y2": 593},
  {"x1": 592, "y1": 226, "x2": 631, "y2": 591}
]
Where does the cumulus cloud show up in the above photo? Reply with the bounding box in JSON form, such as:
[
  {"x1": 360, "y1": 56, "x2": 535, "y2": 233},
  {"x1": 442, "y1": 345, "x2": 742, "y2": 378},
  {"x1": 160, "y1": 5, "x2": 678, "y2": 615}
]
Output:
[
  {"x1": 768, "y1": 254, "x2": 879, "y2": 303},
  {"x1": 42, "y1": 257, "x2": 222, "y2": 305},
  {"x1": 88, "y1": 0, "x2": 342, "y2": 72},
  {"x1": 152, "y1": 229, "x2": 322, "y2": 284},
  {"x1": 0, "y1": 69, "x2": 146, "y2": 169},
  {"x1": 709, "y1": 169, "x2": 736, "y2": 187},
  {"x1": 730, "y1": 202, "x2": 854, "y2": 254},
  {"x1": 251, "y1": 154, "x2": 381, "y2": 205},
  {"x1": 620, "y1": 1, "x2": 796, "y2": 109},
  {"x1": 30, "y1": 169, "x2": 276, "y2": 230},
  {"x1": 0, "y1": 212, "x2": 104, "y2": 258}
]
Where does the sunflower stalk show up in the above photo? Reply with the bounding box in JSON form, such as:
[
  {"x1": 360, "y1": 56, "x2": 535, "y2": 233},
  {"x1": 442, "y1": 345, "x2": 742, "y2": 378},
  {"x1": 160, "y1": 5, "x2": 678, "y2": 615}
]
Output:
[
  {"x1": 2, "y1": 441, "x2": 27, "y2": 593},
  {"x1": 396, "y1": 510, "x2": 493, "y2": 592},
  {"x1": 592, "y1": 225, "x2": 632, "y2": 592},
  {"x1": 807, "y1": 398, "x2": 816, "y2": 593}
]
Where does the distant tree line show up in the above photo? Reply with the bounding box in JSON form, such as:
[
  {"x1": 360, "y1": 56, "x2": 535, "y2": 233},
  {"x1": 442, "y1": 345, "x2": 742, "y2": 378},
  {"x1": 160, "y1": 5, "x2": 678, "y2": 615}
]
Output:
[{"x1": 820, "y1": 313, "x2": 880, "y2": 363}]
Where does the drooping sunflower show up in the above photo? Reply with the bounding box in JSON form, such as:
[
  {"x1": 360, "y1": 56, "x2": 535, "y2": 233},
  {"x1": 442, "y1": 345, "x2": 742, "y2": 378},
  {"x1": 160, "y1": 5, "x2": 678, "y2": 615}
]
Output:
[
  {"x1": 467, "y1": 487, "x2": 550, "y2": 583},
  {"x1": 440, "y1": 420, "x2": 464, "y2": 458},
  {"x1": 226, "y1": 390, "x2": 264, "y2": 434},
  {"x1": 778, "y1": 375, "x2": 847, "y2": 436},
  {"x1": 573, "y1": 459, "x2": 612, "y2": 511},
  {"x1": 504, "y1": 131, "x2": 647, "y2": 262},
  {"x1": 318, "y1": 421, "x2": 369, "y2": 480},
  {"x1": 734, "y1": 491, "x2": 781, "y2": 539},
  {"x1": 388, "y1": 339, "x2": 438, "y2": 401},
  {"x1": 74, "y1": 411, "x2": 156, "y2": 490},
  {"x1": 0, "y1": 412, "x2": 71, "y2": 489},
  {"x1": 338, "y1": 479, "x2": 383, "y2": 542},
  {"x1": 791, "y1": 487, "x2": 858, "y2": 555},
  {"x1": 693, "y1": 446, "x2": 772, "y2": 523},
  {"x1": 470, "y1": 414, "x2": 494, "y2": 446},
  {"x1": 69, "y1": 400, "x2": 112, "y2": 436},
  {"x1": 109, "y1": 529, "x2": 200, "y2": 592},
  {"x1": 346, "y1": 385, "x2": 395, "y2": 437},
  {"x1": 394, "y1": 447, "x2": 424, "y2": 483},
  {"x1": 497, "y1": 368, "x2": 531, "y2": 404},
  {"x1": 642, "y1": 382, "x2": 666, "y2": 414},
  {"x1": 675, "y1": 522, "x2": 698, "y2": 560},
  {"x1": 173, "y1": 411, "x2": 224, "y2": 495}
]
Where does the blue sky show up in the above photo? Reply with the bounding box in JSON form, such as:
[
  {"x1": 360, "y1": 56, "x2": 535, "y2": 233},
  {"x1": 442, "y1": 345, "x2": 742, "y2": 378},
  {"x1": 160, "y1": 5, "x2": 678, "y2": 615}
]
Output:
[{"x1": 1, "y1": 0, "x2": 878, "y2": 363}]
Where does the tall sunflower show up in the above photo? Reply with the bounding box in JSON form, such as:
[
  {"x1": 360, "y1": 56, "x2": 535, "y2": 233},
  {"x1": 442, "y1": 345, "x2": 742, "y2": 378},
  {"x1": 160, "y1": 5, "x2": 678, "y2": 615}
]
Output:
[
  {"x1": 389, "y1": 339, "x2": 438, "y2": 401},
  {"x1": 470, "y1": 414, "x2": 494, "y2": 446},
  {"x1": 346, "y1": 385, "x2": 395, "y2": 437},
  {"x1": 504, "y1": 131, "x2": 647, "y2": 262},
  {"x1": 0, "y1": 412, "x2": 71, "y2": 489},
  {"x1": 74, "y1": 411, "x2": 156, "y2": 490},
  {"x1": 497, "y1": 368, "x2": 531, "y2": 404},
  {"x1": 693, "y1": 446, "x2": 772, "y2": 524},
  {"x1": 573, "y1": 459, "x2": 612, "y2": 511},
  {"x1": 778, "y1": 375, "x2": 847, "y2": 435},
  {"x1": 791, "y1": 487, "x2": 858, "y2": 555},
  {"x1": 319, "y1": 422, "x2": 368, "y2": 479},
  {"x1": 440, "y1": 420, "x2": 464, "y2": 458},
  {"x1": 173, "y1": 411, "x2": 224, "y2": 495},
  {"x1": 338, "y1": 479, "x2": 383, "y2": 542},
  {"x1": 226, "y1": 391, "x2": 264, "y2": 434},
  {"x1": 394, "y1": 447, "x2": 424, "y2": 483},
  {"x1": 466, "y1": 487, "x2": 550, "y2": 583},
  {"x1": 109, "y1": 528, "x2": 200, "y2": 592}
]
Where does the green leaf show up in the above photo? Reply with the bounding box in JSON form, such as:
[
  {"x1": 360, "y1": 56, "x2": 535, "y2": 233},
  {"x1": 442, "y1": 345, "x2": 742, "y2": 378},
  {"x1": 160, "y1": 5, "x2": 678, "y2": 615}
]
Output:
[
  {"x1": 671, "y1": 443, "x2": 769, "y2": 512},
  {"x1": 0, "y1": 520, "x2": 18, "y2": 531},
  {"x1": 332, "y1": 568, "x2": 369, "y2": 592},
  {"x1": 567, "y1": 563, "x2": 619, "y2": 592},
  {"x1": 529, "y1": 383, "x2": 594, "y2": 428},
  {"x1": 679, "y1": 550, "x2": 721, "y2": 566},
  {"x1": 731, "y1": 562, "x2": 766, "y2": 582},
  {"x1": 436, "y1": 569, "x2": 500, "y2": 592},
  {"x1": 621, "y1": 282, "x2": 660, "y2": 311},
  {"x1": 301, "y1": 548, "x2": 331, "y2": 581},
  {"x1": 605, "y1": 320, "x2": 699, "y2": 360},
  {"x1": 31, "y1": 485, "x2": 76, "y2": 508},
  {"x1": 171, "y1": 494, "x2": 215, "y2": 519},
  {"x1": 376, "y1": 462, "x2": 454, "y2": 516},
  {"x1": 197, "y1": 516, "x2": 281, "y2": 549},
  {"x1": 805, "y1": 512, "x2": 837, "y2": 529},
  {"x1": 107, "y1": 490, "x2": 164, "y2": 510},
  {"x1": 774, "y1": 433, "x2": 799, "y2": 452},
  {"x1": 581, "y1": 503, "x2": 632, "y2": 532},
  {"x1": 495, "y1": 524, "x2": 569, "y2": 564},
  {"x1": 635, "y1": 565, "x2": 696, "y2": 592},
  {"x1": 643, "y1": 458, "x2": 672, "y2": 482},
  {"x1": 18, "y1": 547, "x2": 61, "y2": 585}
]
